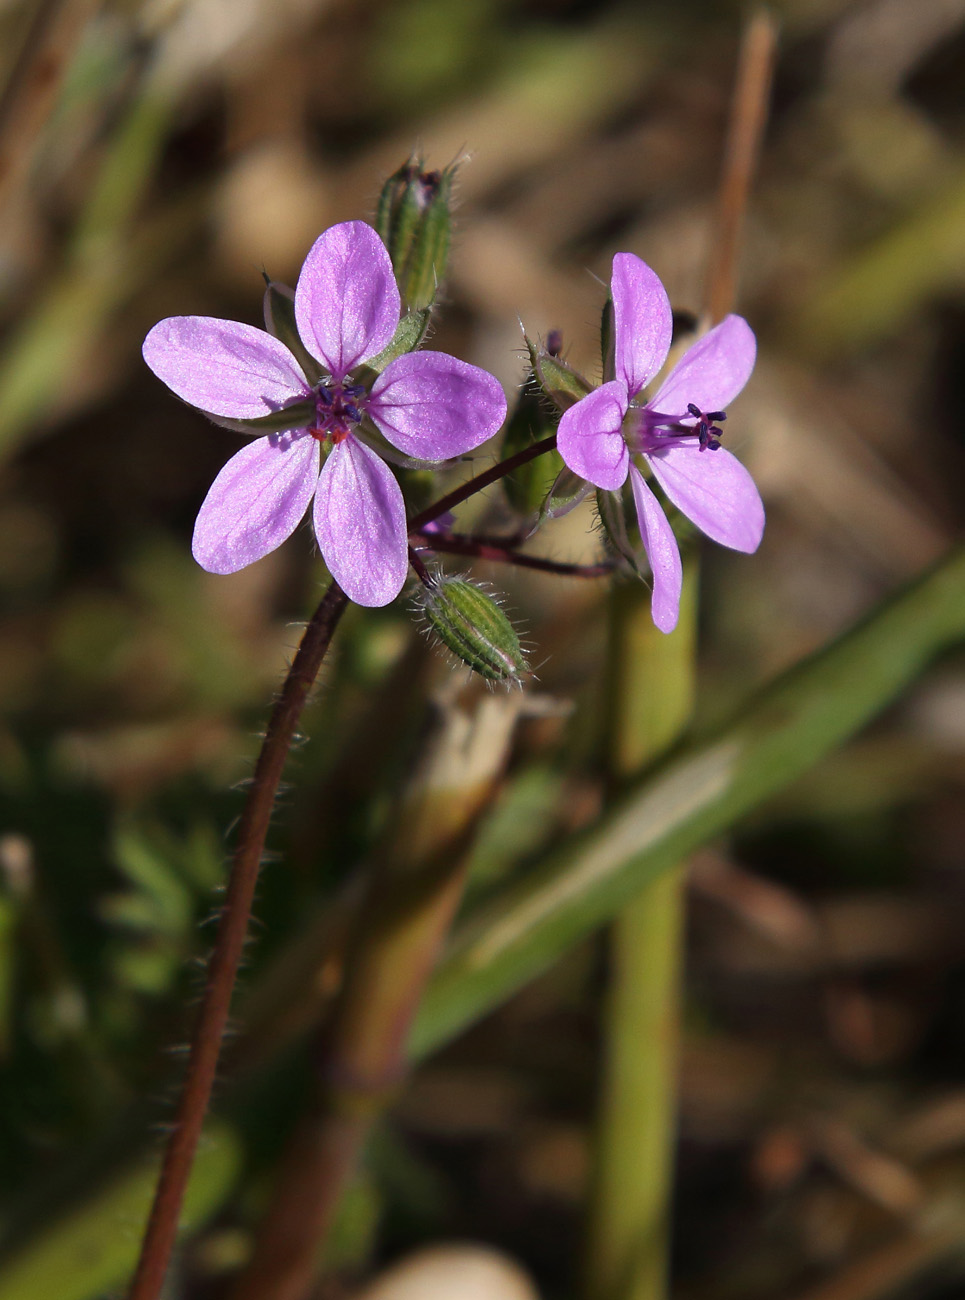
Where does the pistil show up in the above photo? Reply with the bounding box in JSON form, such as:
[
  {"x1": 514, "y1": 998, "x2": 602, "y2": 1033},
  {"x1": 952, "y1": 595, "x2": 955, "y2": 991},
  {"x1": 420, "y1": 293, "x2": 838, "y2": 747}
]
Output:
[{"x1": 310, "y1": 381, "x2": 367, "y2": 444}]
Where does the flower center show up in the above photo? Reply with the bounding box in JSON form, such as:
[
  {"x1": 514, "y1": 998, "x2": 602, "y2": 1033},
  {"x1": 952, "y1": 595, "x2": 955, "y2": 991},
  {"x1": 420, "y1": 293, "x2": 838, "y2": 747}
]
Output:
[
  {"x1": 629, "y1": 402, "x2": 727, "y2": 454},
  {"x1": 310, "y1": 381, "x2": 366, "y2": 444}
]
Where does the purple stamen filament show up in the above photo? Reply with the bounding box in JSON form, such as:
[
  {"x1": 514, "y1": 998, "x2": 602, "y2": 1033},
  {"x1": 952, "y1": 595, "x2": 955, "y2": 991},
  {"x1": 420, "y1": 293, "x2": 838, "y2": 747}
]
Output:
[{"x1": 630, "y1": 402, "x2": 728, "y2": 454}]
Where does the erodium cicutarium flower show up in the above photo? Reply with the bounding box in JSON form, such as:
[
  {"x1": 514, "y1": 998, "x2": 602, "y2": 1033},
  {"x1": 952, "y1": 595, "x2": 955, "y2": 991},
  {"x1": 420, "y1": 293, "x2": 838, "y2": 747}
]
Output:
[
  {"x1": 557, "y1": 253, "x2": 764, "y2": 633},
  {"x1": 143, "y1": 221, "x2": 507, "y2": 606}
]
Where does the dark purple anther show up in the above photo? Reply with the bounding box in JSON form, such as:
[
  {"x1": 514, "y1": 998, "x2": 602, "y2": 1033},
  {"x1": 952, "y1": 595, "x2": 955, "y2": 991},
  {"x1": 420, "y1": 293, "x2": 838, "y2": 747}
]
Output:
[
  {"x1": 312, "y1": 380, "x2": 370, "y2": 443},
  {"x1": 686, "y1": 402, "x2": 725, "y2": 452}
]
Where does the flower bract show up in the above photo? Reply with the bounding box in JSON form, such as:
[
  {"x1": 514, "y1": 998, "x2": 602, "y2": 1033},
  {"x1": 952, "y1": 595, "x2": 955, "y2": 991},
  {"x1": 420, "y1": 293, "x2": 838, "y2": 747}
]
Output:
[
  {"x1": 143, "y1": 221, "x2": 507, "y2": 606},
  {"x1": 556, "y1": 253, "x2": 764, "y2": 633}
]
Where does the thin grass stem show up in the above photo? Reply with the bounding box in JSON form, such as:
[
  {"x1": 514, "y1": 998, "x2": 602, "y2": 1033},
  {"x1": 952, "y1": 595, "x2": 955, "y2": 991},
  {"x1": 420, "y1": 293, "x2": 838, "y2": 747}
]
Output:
[{"x1": 585, "y1": 572, "x2": 697, "y2": 1300}]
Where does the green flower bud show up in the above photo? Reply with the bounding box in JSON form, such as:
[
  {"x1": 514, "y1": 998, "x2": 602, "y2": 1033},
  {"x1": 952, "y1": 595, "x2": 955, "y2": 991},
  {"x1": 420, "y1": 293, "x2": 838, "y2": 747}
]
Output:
[
  {"x1": 420, "y1": 576, "x2": 528, "y2": 685},
  {"x1": 375, "y1": 157, "x2": 455, "y2": 311}
]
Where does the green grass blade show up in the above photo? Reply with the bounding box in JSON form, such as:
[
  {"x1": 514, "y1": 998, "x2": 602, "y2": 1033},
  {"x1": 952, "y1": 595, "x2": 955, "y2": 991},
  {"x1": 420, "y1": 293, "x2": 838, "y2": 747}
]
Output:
[{"x1": 411, "y1": 545, "x2": 965, "y2": 1060}]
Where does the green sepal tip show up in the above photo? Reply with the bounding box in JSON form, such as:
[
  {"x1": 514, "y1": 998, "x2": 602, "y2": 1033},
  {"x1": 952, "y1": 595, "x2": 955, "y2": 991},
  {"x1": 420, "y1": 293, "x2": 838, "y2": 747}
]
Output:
[
  {"x1": 262, "y1": 278, "x2": 324, "y2": 384},
  {"x1": 525, "y1": 334, "x2": 593, "y2": 412}
]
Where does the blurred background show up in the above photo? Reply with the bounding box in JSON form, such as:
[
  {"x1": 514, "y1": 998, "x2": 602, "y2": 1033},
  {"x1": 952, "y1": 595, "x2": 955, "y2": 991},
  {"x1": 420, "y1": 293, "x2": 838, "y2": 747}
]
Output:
[{"x1": 1, "y1": 0, "x2": 965, "y2": 1297}]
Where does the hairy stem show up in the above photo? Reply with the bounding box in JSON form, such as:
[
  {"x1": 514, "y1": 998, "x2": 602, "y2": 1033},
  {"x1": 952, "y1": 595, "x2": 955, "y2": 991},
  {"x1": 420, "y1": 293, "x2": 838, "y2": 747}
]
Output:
[
  {"x1": 409, "y1": 434, "x2": 558, "y2": 531},
  {"x1": 126, "y1": 581, "x2": 348, "y2": 1300}
]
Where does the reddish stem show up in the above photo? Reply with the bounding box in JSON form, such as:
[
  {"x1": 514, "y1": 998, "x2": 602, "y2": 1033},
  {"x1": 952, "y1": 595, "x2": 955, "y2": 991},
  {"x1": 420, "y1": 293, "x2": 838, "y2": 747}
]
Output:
[
  {"x1": 412, "y1": 530, "x2": 614, "y2": 579},
  {"x1": 126, "y1": 581, "x2": 348, "y2": 1300},
  {"x1": 408, "y1": 433, "x2": 557, "y2": 531}
]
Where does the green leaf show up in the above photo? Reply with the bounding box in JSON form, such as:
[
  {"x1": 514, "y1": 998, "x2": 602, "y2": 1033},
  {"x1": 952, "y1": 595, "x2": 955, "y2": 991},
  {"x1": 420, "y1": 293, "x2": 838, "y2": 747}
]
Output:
[
  {"x1": 0, "y1": 1123, "x2": 240, "y2": 1300},
  {"x1": 410, "y1": 546, "x2": 965, "y2": 1059}
]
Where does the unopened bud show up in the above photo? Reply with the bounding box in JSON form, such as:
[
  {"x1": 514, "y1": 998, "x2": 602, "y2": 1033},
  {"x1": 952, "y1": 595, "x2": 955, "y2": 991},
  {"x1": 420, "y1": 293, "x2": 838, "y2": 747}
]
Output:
[
  {"x1": 375, "y1": 157, "x2": 454, "y2": 310},
  {"x1": 420, "y1": 577, "x2": 528, "y2": 684}
]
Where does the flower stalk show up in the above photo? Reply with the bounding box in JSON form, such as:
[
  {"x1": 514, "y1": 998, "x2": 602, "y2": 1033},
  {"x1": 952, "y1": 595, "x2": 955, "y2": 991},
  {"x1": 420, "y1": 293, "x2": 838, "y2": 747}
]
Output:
[{"x1": 126, "y1": 579, "x2": 349, "y2": 1300}]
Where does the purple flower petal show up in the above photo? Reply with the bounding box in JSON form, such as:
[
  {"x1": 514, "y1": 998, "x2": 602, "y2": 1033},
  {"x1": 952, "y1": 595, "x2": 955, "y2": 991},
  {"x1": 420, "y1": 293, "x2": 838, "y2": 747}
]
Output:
[
  {"x1": 629, "y1": 465, "x2": 682, "y2": 634},
  {"x1": 556, "y1": 381, "x2": 629, "y2": 491},
  {"x1": 649, "y1": 314, "x2": 756, "y2": 419},
  {"x1": 143, "y1": 317, "x2": 309, "y2": 418},
  {"x1": 368, "y1": 351, "x2": 507, "y2": 459},
  {"x1": 647, "y1": 442, "x2": 764, "y2": 553},
  {"x1": 294, "y1": 222, "x2": 400, "y2": 379},
  {"x1": 611, "y1": 253, "x2": 673, "y2": 400},
  {"x1": 192, "y1": 431, "x2": 319, "y2": 574},
  {"x1": 313, "y1": 435, "x2": 408, "y2": 606}
]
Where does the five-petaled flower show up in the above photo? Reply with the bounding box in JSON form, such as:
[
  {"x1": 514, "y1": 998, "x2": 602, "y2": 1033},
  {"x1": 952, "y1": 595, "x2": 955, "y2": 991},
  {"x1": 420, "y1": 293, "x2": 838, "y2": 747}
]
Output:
[
  {"x1": 143, "y1": 221, "x2": 507, "y2": 607},
  {"x1": 556, "y1": 253, "x2": 764, "y2": 633}
]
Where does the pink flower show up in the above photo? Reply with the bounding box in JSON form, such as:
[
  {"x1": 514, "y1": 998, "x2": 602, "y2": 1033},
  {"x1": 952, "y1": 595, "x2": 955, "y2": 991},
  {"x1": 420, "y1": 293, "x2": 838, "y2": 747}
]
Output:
[
  {"x1": 557, "y1": 253, "x2": 764, "y2": 633},
  {"x1": 143, "y1": 222, "x2": 506, "y2": 607}
]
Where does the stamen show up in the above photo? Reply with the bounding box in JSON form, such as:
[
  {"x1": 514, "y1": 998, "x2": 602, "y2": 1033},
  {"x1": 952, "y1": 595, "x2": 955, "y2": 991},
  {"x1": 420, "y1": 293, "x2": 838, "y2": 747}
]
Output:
[
  {"x1": 685, "y1": 402, "x2": 726, "y2": 452},
  {"x1": 311, "y1": 378, "x2": 366, "y2": 444}
]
